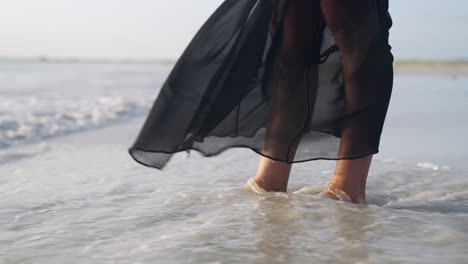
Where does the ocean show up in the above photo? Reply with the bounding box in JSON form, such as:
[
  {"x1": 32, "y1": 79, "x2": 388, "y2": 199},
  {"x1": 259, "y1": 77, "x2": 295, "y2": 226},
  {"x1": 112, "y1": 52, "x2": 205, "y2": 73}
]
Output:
[{"x1": 0, "y1": 60, "x2": 467, "y2": 263}]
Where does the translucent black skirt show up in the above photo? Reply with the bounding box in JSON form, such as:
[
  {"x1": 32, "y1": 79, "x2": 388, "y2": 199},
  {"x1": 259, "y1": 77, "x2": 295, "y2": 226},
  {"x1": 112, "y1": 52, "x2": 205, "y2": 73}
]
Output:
[{"x1": 129, "y1": 0, "x2": 394, "y2": 169}]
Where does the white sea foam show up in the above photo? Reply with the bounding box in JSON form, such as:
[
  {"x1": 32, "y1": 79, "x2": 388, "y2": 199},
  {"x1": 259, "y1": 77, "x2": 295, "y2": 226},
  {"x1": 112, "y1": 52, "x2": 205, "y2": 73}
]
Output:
[
  {"x1": 0, "y1": 60, "x2": 169, "y2": 149},
  {"x1": 417, "y1": 162, "x2": 451, "y2": 171},
  {"x1": 0, "y1": 96, "x2": 151, "y2": 148}
]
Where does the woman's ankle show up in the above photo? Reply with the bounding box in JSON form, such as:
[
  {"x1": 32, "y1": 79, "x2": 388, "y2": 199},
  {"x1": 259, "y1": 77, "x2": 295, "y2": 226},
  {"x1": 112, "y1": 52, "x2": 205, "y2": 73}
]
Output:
[
  {"x1": 327, "y1": 155, "x2": 372, "y2": 204},
  {"x1": 324, "y1": 178, "x2": 366, "y2": 204},
  {"x1": 254, "y1": 157, "x2": 291, "y2": 192},
  {"x1": 254, "y1": 177, "x2": 287, "y2": 192}
]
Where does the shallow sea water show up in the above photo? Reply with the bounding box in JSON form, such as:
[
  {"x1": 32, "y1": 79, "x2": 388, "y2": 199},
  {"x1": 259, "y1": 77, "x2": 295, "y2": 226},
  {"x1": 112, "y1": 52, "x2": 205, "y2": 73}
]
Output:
[
  {"x1": 1, "y1": 119, "x2": 467, "y2": 264},
  {"x1": 0, "y1": 61, "x2": 467, "y2": 263}
]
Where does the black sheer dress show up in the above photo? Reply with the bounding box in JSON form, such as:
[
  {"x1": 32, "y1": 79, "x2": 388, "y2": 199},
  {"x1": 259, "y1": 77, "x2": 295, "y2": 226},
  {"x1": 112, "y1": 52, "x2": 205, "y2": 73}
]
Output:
[{"x1": 129, "y1": 0, "x2": 394, "y2": 169}]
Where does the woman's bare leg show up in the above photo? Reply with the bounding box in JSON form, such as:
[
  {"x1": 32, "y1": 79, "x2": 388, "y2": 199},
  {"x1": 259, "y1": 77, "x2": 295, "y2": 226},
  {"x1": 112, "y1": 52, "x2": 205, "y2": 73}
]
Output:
[
  {"x1": 320, "y1": 0, "x2": 392, "y2": 204},
  {"x1": 253, "y1": 0, "x2": 322, "y2": 193}
]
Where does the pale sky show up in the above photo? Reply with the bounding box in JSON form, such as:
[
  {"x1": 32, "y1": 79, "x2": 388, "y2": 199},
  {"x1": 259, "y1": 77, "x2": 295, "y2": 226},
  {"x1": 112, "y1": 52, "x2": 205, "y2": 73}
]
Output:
[{"x1": 0, "y1": 0, "x2": 467, "y2": 60}]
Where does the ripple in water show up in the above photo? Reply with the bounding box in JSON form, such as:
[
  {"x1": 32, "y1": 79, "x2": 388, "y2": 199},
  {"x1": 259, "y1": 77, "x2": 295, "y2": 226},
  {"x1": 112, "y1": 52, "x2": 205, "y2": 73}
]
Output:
[{"x1": 0, "y1": 145, "x2": 466, "y2": 264}]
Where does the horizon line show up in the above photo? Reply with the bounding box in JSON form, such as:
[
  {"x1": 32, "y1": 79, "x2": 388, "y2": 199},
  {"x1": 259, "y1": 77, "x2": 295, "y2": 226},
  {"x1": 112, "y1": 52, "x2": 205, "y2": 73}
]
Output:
[{"x1": 1, "y1": 55, "x2": 468, "y2": 65}]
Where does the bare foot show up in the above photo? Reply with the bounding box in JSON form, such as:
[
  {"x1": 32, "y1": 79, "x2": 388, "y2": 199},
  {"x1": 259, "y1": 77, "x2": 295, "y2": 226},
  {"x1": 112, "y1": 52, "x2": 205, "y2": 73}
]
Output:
[
  {"x1": 242, "y1": 178, "x2": 289, "y2": 197},
  {"x1": 320, "y1": 182, "x2": 367, "y2": 204},
  {"x1": 245, "y1": 178, "x2": 269, "y2": 194},
  {"x1": 241, "y1": 184, "x2": 253, "y2": 193}
]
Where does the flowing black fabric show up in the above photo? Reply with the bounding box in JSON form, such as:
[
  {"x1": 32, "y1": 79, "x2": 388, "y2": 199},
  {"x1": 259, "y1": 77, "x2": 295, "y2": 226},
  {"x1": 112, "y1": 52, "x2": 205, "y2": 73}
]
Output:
[{"x1": 129, "y1": 0, "x2": 394, "y2": 169}]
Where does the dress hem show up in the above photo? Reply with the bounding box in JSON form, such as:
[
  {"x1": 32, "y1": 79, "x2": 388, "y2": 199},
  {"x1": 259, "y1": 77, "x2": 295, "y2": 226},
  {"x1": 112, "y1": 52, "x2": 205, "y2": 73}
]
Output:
[{"x1": 128, "y1": 146, "x2": 379, "y2": 170}]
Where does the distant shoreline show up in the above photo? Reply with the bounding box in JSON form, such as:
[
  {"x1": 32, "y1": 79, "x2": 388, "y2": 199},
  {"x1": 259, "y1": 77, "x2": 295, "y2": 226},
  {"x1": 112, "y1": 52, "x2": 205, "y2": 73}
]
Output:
[
  {"x1": 1, "y1": 57, "x2": 468, "y2": 76},
  {"x1": 394, "y1": 61, "x2": 468, "y2": 76},
  {"x1": 0, "y1": 56, "x2": 176, "y2": 65}
]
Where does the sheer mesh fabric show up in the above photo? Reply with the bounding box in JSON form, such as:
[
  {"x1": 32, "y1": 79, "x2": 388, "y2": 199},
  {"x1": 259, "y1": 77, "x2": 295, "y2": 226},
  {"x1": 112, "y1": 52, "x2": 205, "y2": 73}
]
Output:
[{"x1": 129, "y1": 0, "x2": 394, "y2": 169}]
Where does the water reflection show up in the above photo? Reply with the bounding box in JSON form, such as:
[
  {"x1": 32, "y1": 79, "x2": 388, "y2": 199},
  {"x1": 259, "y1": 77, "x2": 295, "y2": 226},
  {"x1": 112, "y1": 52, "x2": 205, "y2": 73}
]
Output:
[
  {"x1": 329, "y1": 202, "x2": 378, "y2": 264},
  {"x1": 251, "y1": 194, "x2": 378, "y2": 263},
  {"x1": 253, "y1": 196, "x2": 305, "y2": 263}
]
